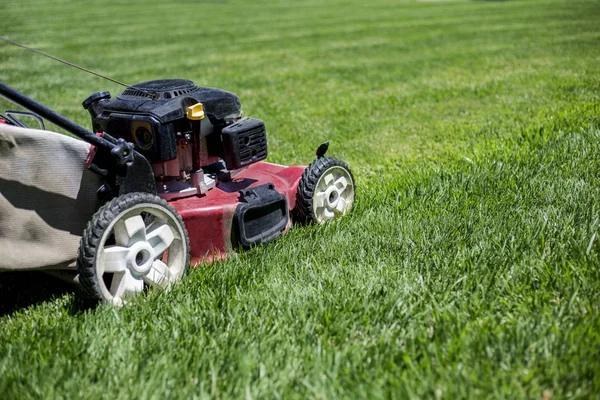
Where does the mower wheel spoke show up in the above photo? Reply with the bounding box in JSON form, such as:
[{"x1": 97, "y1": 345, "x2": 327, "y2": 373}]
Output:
[
  {"x1": 335, "y1": 197, "x2": 347, "y2": 214},
  {"x1": 114, "y1": 215, "x2": 146, "y2": 246},
  {"x1": 324, "y1": 173, "x2": 335, "y2": 186},
  {"x1": 147, "y1": 218, "x2": 181, "y2": 241},
  {"x1": 144, "y1": 260, "x2": 170, "y2": 288},
  {"x1": 323, "y1": 208, "x2": 335, "y2": 219},
  {"x1": 110, "y1": 269, "x2": 143, "y2": 301},
  {"x1": 314, "y1": 192, "x2": 326, "y2": 209},
  {"x1": 100, "y1": 246, "x2": 129, "y2": 274},
  {"x1": 334, "y1": 176, "x2": 349, "y2": 191},
  {"x1": 147, "y1": 225, "x2": 175, "y2": 255}
]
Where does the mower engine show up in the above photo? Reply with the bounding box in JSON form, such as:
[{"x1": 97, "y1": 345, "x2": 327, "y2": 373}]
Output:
[{"x1": 83, "y1": 79, "x2": 268, "y2": 199}]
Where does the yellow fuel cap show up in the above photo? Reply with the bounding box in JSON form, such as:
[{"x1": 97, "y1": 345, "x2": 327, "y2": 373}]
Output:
[{"x1": 187, "y1": 103, "x2": 205, "y2": 120}]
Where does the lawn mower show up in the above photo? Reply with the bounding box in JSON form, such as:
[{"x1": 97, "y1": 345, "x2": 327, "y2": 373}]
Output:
[{"x1": 0, "y1": 70, "x2": 355, "y2": 305}]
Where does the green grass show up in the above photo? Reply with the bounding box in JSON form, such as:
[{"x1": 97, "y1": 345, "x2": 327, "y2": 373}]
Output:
[{"x1": 1, "y1": 0, "x2": 600, "y2": 398}]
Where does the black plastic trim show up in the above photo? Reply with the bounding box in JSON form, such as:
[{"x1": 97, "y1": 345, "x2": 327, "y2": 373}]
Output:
[
  {"x1": 221, "y1": 117, "x2": 268, "y2": 170},
  {"x1": 234, "y1": 183, "x2": 288, "y2": 249}
]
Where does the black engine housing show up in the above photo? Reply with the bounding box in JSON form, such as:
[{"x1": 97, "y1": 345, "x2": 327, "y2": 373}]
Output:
[{"x1": 83, "y1": 79, "x2": 247, "y2": 163}]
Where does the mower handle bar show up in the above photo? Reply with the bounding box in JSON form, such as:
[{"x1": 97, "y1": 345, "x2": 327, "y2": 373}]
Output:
[{"x1": 0, "y1": 82, "x2": 115, "y2": 150}]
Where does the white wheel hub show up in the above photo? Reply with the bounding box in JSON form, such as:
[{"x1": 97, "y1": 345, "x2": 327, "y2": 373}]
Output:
[
  {"x1": 313, "y1": 165, "x2": 354, "y2": 223},
  {"x1": 95, "y1": 204, "x2": 186, "y2": 306},
  {"x1": 126, "y1": 241, "x2": 155, "y2": 275}
]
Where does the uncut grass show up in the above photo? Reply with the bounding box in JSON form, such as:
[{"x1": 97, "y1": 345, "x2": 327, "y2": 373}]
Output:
[
  {"x1": 1, "y1": 125, "x2": 599, "y2": 398},
  {"x1": 1, "y1": 0, "x2": 600, "y2": 398},
  {"x1": 1, "y1": 0, "x2": 598, "y2": 166}
]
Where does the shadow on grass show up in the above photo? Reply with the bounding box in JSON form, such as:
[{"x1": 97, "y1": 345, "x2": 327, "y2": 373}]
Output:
[{"x1": 0, "y1": 271, "x2": 95, "y2": 317}]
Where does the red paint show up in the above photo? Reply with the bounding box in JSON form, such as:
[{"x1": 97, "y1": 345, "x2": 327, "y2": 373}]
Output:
[
  {"x1": 86, "y1": 145, "x2": 97, "y2": 168},
  {"x1": 168, "y1": 161, "x2": 305, "y2": 265}
]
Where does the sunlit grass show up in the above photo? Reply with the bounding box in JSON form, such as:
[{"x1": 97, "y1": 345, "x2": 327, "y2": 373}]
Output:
[{"x1": 1, "y1": 0, "x2": 599, "y2": 398}]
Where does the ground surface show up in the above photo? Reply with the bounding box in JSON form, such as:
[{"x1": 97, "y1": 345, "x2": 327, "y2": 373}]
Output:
[{"x1": 1, "y1": 0, "x2": 599, "y2": 398}]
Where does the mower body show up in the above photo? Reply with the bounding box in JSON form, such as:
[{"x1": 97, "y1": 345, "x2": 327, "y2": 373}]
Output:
[
  {"x1": 1, "y1": 79, "x2": 355, "y2": 303},
  {"x1": 82, "y1": 79, "x2": 306, "y2": 261},
  {"x1": 170, "y1": 162, "x2": 305, "y2": 263}
]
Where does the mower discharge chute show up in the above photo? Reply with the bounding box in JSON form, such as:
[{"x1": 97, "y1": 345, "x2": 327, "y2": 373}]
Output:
[{"x1": 0, "y1": 80, "x2": 355, "y2": 305}]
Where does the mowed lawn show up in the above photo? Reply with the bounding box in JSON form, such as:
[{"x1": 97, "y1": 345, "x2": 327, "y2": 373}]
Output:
[{"x1": 1, "y1": 0, "x2": 600, "y2": 398}]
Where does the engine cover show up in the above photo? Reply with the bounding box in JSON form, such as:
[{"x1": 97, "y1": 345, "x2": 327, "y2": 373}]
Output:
[
  {"x1": 83, "y1": 79, "x2": 243, "y2": 162},
  {"x1": 109, "y1": 79, "x2": 242, "y2": 122}
]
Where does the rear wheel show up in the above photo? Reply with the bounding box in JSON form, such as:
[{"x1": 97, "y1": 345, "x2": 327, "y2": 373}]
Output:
[
  {"x1": 77, "y1": 192, "x2": 189, "y2": 306},
  {"x1": 296, "y1": 157, "x2": 355, "y2": 223}
]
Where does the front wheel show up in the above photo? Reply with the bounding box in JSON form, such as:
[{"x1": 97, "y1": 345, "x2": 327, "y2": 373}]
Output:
[
  {"x1": 77, "y1": 192, "x2": 190, "y2": 306},
  {"x1": 296, "y1": 157, "x2": 355, "y2": 223}
]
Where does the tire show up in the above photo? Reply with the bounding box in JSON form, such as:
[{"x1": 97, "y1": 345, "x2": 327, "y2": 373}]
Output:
[
  {"x1": 77, "y1": 192, "x2": 190, "y2": 306},
  {"x1": 296, "y1": 157, "x2": 355, "y2": 223}
]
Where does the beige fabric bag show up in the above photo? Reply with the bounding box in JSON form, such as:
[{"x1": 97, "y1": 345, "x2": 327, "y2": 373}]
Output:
[{"x1": 0, "y1": 124, "x2": 102, "y2": 271}]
